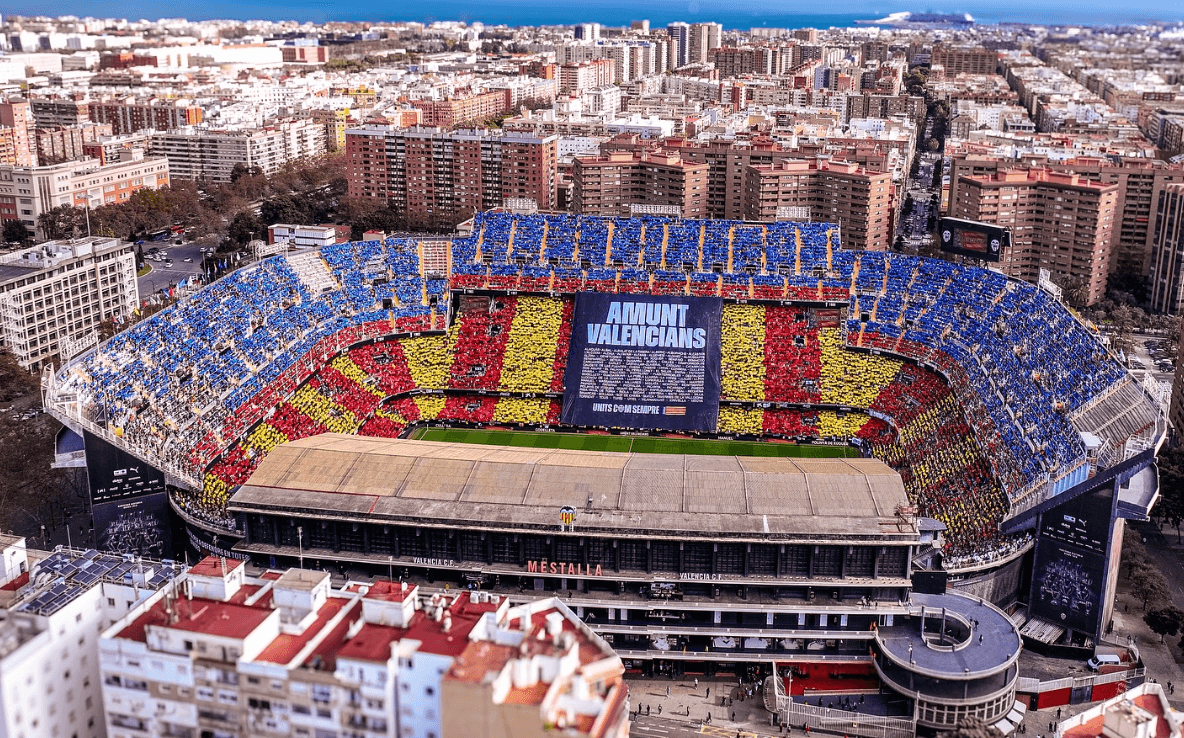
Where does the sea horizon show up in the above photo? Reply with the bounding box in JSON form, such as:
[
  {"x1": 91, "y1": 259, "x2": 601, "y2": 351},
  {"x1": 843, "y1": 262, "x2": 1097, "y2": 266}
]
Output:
[{"x1": 8, "y1": 1, "x2": 1184, "y2": 30}]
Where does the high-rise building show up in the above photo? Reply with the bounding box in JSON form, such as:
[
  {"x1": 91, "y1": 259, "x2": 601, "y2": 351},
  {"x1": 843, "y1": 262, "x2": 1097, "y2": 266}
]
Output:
[
  {"x1": 0, "y1": 236, "x2": 140, "y2": 368},
  {"x1": 0, "y1": 537, "x2": 181, "y2": 738},
  {"x1": 346, "y1": 125, "x2": 557, "y2": 223},
  {"x1": 666, "y1": 22, "x2": 690, "y2": 67},
  {"x1": 930, "y1": 44, "x2": 998, "y2": 76},
  {"x1": 950, "y1": 168, "x2": 1119, "y2": 305},
  {"x1": 571, "y1": 149, "x2": 709, "y2": 218},
  {"x1": 574, "y1": 22, "x2": 601, "y2": 40},
  {"x1": 1150, "y1": 183, "x2": 1184, "y2": 315},
  {"x1": 98, "y1": 557, "x2": 628, "y2": 738},
  {"x1": 743, "y1": 159, "x2": 895, "y2": 251},
  {"x1": 946, "y1": 154, "x2": 1184, "y2": 288},
  {"x1": 708, "y1": 47, "x2": 775, "y2": 78}
]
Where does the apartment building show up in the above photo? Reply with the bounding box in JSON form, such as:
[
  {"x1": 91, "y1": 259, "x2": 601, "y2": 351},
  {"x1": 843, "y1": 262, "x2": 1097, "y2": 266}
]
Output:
[
  {"x1": 845, "y1": 93, "x2": 926, "y2": 124},
  {"x1": 930, "y1": 44, "x2": 999, "y2": 76},
  {"x1": 29, "y1": 94, "x2": 91, "y2": 128},
  {"x1": 34, "y1": 122, "x2": 112, "y2": 165},
  {"x1": 1150, "y1": 183, "x2": 1184, "y2": 316},
  {"x1": 743, "y1": 159, "x2": 894, "y2": 251},
  {"x1": 558, "y1": 59, "x2": 616, "y2": 94},
  {"x1": 0, "y1": 236, "x2": 138, "y2": 368},
  {"x1": 0, "y1": 536, "x2": 181, "y2": 738},
  {"x1": 600, "y1": 136, "x2": 899, "y2": 250},
  {"x1": 89, "y1": 96, "x2": 204, "y2": 136},
  {"x1": 708, "y1": 47, "x2": 775, "y2": 78},
  {"x1": 149, "y1": 119, "x2": 325, "y2": 183},
  {"x1": 950, "y1": 168, "x2": 1118, "y2": 305},
  {"x1": 946, "y1": 153, "x2": 1184, "y2": 285},
  {"x1": 571, "y1": 149, "x2": 709, "y2": 218},
  {"x1": 0, "y1": 151, "x2": 170, "y2": 236},
  {"x1": 0, "y1": 99, "x2": 36, "y2": 166},
  {"x1": 98, "y1": 558, "x2": 628, "y2": 738},
  {"x1": 410, "y1": 90, "x2": 512, "y2": 128},
  {"x1": 345, "y1": 125, "x2": 557, "y2": 221}
]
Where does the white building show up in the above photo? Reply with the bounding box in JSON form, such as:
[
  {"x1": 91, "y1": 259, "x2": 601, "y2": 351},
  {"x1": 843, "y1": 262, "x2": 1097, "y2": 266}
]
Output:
[
  {"x1": 99, "y1": 558, "x2": 629, "y2": 738},
  {"x1": 148, "y1": 119, "x2": 326, "y2": 183},
  {"x1": 0, "y1": 151, "x2": 170, "y2": 238},
  {"x1": 0, "y1": 536, "x2": 182, "y2": 738},
  {"x1": 267, "y1": 224, "x2": 338, "y2": 248},
  {"x1": 0, "y1": 236, "x2": 139, "y2": 369}
]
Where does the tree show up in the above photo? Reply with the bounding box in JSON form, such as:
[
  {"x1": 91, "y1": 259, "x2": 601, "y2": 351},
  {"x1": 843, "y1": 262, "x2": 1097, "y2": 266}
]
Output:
[
  {"x1": 37, "y1": 205, "x2": 85, "y2": 241},
  {"x1": 1130, "y1": 560, "x2": 1169, "y2": 610},
  {"x1": 1145, "y1": 607, "x2": 1184, "y2": 642},
  {"x1": 1156, "y1": 445, "x2": 1184, "y2": 543},
  {"x1": 228, "y1": 211, "x2": 264, "y2": 246},
  {"x1": 2, "y1": 219, "x2": 30, "y2": 246},
  {"x1": 938, "y1": 716, "x2": 1002, "y2": 738}
]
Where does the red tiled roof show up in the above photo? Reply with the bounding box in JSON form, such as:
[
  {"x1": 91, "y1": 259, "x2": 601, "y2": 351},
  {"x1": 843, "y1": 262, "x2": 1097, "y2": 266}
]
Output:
[
  {"x1": 255, "y1": 597, "x2": 355, "y2": 665},
  {"x1": 335, "y1": 621, "x2": 413, "y2": 663},
  {"x1": 1062, "y1": 695, "x2": 1171, "y2": 738},
  {"x1": 303, "y1": 599, "x2": 365, "y2": 672},
  {"x1": 189, "y1": 556, "x2": 244, "y2": 578},
  {"x1": 117, "y1": 596, "x2": 273, "y2": 643},
  {"x1": 364, "y1": 579, "x2": 415, "y2": 602},
  {"x1": 446, "y1": 640, "x2": 516, "y2": 683}
]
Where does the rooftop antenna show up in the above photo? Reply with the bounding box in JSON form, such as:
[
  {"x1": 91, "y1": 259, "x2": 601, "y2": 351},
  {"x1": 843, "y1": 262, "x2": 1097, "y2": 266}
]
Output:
[{"x1": 85, "y1": 206, "x2": 91, "y2": 238}]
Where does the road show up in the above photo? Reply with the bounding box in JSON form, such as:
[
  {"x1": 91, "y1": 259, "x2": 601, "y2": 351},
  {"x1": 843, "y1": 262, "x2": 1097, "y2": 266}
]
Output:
[
  {"x1": 630, "y1": 716, "x2": 768, "y2": 738},
  {"x1": 137, "y1": 240, "x2": 207, "y2": 297}
]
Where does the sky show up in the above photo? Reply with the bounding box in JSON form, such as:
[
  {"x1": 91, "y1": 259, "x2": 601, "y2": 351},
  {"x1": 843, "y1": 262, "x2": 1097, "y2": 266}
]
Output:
[{"x1": 8, "y1": 0, "x2": 1184, "y2": 28}]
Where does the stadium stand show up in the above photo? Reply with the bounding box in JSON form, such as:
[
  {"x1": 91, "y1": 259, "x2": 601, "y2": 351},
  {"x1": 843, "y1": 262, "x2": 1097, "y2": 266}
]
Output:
[{"x1": 48, "y1": 212, "x2": 1161, "y2": 557}]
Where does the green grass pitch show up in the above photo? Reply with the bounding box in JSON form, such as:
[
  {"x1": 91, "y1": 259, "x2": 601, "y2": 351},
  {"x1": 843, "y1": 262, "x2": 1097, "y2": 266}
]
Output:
[{"x1": 409, "y1": 427, "x2": 856, "y2": 458}]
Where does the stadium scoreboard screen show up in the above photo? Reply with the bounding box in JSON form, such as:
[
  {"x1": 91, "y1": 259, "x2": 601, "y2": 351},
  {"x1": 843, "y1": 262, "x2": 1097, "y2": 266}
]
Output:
[
  {"x1": 938, "y1": 217, "x2": 1009, "y2": 262},
  {"x1": 561, "y1": 292, "x2": 722, "y2": 432}
]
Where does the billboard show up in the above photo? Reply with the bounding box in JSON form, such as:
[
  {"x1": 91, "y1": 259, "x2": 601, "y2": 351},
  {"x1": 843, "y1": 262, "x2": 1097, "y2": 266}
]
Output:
[
  {"x1": 561, "y1": 293, "x2": 722, "y2": 432},
  {"x1": 938, "y1": 217, "x2": 1008, "y2": 262},
  {"x1": 1029, "y1": 486, "x2": 1114, "y2": 635},
  {"x1": 83, "y1": 431, "x2": 173, "y2": 556},
  {"x1": 92, "y1": 493, "x2": 171, "y2": 558}
]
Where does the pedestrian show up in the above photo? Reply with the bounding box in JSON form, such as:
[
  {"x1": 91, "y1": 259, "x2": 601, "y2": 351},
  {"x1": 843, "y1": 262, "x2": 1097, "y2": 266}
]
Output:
[
  {"x1": 979, "y1": 634, "x2": 984, "y2": 645},
  {"x1": 695, "y1": 677, "x2": 699, "y2": 688},
  {"x1": 732, "y1": 712, "x2": 736, "y2": 721},
  {"x1": 1057, "y1": 708, "x2": 1062, "y2": 719},
  {"x1": 646, "y1": 705, "x2": 650, "y2": 716},
  {"x1": 1050, "y1": 721, "x2": 1054, "y2": 732},
  {"x1": 707, "y1": 687, "x2": 711, "y2": 698},
  {"x1": 667, "y1": 686, "x2": 671, "y2": 697},
  {"x1": 658, "y1": 705, "x2": 662, "y2": 715}
]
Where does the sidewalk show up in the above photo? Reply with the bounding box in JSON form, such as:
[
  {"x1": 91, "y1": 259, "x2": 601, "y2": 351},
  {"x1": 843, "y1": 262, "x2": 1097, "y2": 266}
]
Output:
[{"x1": 626, "y1": 676, "x2": 776, "y2": 730}]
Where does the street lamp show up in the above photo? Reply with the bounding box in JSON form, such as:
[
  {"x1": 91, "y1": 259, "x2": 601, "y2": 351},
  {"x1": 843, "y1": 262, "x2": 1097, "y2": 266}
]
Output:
[{"x1": 297, "y1": 526, "x2": 304, "y2": 569}]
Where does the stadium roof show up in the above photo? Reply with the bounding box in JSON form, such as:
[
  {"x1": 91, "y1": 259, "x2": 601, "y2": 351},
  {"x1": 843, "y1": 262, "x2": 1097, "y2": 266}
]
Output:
[{"x1": 228, "y1": 434, "x2": 916, "y2": 541}]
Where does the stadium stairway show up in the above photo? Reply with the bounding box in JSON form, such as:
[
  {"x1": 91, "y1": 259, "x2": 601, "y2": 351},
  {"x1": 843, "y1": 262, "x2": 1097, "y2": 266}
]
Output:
[{"x1": 287, "y1": 251, "x2": 339, "y2": 295}]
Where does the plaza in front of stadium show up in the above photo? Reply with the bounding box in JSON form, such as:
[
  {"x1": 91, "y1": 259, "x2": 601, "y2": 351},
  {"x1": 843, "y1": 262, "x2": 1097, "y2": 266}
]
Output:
[{"x1": 45, "y1": 211, "x2": 1165, "y2": 733}]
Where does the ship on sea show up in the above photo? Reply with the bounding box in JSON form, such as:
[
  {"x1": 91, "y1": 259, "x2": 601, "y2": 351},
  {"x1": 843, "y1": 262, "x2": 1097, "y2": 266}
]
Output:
[{"x1": 855, "y1": 11, "x2": 975, "y2": 26}]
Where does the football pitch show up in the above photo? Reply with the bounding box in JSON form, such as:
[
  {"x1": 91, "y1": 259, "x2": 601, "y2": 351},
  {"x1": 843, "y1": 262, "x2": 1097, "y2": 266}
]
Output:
[{"x1": 409, "y1": 427, "x2": 856, "y2": 458}]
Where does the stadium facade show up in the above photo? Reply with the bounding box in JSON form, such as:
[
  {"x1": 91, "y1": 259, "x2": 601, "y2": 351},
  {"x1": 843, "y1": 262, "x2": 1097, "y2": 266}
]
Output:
[{"x1": 44, "y1": 212, "x2": 1165, "y2": 727}]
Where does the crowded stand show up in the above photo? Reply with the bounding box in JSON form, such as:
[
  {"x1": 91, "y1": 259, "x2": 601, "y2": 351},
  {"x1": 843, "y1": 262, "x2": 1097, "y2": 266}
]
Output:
[{"x1": 49, "y1": 212, "x2": 1146, "y2": 561}]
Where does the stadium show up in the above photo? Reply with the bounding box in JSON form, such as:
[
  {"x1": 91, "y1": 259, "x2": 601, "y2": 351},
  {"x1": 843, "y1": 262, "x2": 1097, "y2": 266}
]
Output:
[{"x1": 43, "y1": 211, "x2": 1164, "y2": 726}]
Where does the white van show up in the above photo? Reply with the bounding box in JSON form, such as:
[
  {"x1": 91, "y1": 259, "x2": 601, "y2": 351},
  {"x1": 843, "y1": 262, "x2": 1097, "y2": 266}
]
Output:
[{"x1": 1086, "y1": 654, "x2": 1122, "y2": 671}]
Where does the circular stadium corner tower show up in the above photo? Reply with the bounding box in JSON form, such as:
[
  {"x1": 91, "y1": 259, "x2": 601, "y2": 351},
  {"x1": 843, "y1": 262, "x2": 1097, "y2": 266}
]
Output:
[{"x1": 873, "y1": 590, "x2": 1024, "y2": 732}]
